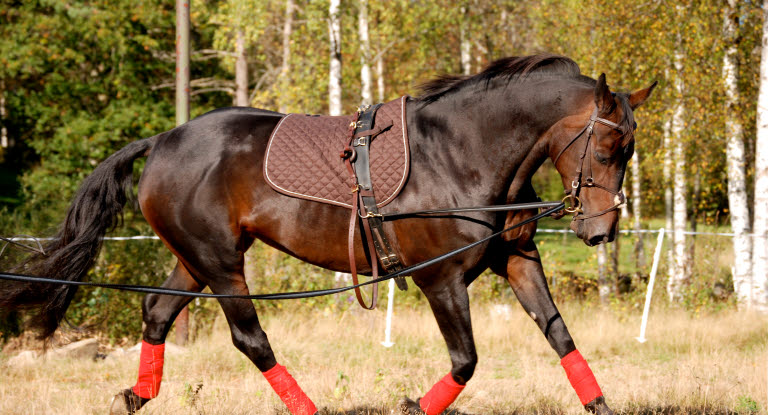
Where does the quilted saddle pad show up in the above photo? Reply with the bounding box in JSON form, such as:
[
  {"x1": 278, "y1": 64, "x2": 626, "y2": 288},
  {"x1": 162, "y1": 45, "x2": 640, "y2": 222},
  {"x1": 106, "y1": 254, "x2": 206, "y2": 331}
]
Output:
[{"x1": 264, "y1": 96, "x2": 409, "y2": 209}]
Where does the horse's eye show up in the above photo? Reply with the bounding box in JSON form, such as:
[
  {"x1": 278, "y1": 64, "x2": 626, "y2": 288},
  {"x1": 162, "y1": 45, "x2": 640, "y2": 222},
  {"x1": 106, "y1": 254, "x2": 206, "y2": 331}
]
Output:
[{"x1": 594, "y1": 151, "x2": 610, "y2": 164}]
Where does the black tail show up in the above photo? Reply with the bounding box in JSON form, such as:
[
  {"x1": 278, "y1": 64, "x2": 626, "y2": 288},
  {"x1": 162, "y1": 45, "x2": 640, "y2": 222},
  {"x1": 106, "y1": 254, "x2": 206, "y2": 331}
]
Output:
[{"x1": 0, "y1": 136, "x2": 156, "y2": 339}]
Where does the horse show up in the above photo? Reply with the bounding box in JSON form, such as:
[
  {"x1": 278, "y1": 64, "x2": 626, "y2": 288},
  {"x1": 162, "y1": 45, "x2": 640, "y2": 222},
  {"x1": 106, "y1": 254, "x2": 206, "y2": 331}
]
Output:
[{"x1": 0, "y1": 54, "x2": 655, "y2": 415}]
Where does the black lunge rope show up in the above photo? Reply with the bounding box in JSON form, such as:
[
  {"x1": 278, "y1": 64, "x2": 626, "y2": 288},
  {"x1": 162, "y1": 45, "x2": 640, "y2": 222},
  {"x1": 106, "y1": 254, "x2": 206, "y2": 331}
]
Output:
[{"x1": 0, "y1": 202, "x2": 565, "y2": 300}]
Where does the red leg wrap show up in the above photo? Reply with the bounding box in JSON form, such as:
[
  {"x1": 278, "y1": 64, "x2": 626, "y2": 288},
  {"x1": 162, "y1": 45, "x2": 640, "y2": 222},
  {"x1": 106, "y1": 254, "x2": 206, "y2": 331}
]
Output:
[
  {"x1": 132, "y1": 341, "x2": 165, "y2": 399},
  {"x1": 263, "y1": 363, "x2": 317, "y2": 415},
  {"x1": 419, "y1": 373, "x2": 466, "y2": 415},
  {"x1": 561, "y1": 349, "x2": 603, "y2": 405}
]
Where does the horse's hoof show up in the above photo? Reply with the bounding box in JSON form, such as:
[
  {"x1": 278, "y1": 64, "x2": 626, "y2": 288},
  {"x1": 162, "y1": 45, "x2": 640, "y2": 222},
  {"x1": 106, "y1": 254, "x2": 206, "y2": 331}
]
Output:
[
  {"x1": 109, "y1": 389, "x2": 147, "y2": 415},
  {"x1": 584, "y1": 396, "x2": 614, "y2": 415},
  {"x1": 398, "y1": 397, "x2": 425, "y2": 415}
]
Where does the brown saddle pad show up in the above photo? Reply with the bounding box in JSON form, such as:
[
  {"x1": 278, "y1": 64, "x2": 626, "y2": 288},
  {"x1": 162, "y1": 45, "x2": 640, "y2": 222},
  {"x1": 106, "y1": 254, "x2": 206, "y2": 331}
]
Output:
[{"x1": 264, "y1": 96, "x2": 409, "y2": 209}]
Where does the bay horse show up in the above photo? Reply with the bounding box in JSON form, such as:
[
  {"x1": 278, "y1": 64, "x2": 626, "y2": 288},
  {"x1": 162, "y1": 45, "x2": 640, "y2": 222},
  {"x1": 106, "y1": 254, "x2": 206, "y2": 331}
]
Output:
[{"x1": 0, "y1": 54, "x2": 654, "y2": 415}]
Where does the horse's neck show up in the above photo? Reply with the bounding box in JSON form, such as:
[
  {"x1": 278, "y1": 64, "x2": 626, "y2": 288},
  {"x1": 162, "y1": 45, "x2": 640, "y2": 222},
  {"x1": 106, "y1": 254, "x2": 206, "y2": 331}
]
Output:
[{"x1": 406, "y1": 83, "x2": 576, "y2": 204}]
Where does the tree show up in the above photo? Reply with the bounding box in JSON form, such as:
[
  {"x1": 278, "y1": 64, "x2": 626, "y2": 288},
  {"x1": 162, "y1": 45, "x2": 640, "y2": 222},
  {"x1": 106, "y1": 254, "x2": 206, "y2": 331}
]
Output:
[
  {"x1": 358, "y1": 0, "x2": 372, "y2": 106},
  {"x1": 753, "y1": 0, "x2": 768, "y2": 311},
  {"x1": 723, "y1": 0, "x2": 753, "y2": 308},
  {"x1": 328, "y1": 0, "x2": 342, "y2": 115}
]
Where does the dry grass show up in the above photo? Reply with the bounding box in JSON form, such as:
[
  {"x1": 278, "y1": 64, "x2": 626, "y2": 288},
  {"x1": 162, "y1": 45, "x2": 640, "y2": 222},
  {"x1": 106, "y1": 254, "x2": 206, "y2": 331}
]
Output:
[{"x1": 0, "y1": 303, "x2": 765, "y2": 415}]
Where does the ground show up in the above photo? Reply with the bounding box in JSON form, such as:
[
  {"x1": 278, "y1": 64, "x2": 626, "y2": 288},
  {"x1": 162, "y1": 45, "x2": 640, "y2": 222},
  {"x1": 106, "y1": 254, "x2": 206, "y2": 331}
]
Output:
[{"x1": 0, "y1": 303, "x2": 765, "y2": 415}]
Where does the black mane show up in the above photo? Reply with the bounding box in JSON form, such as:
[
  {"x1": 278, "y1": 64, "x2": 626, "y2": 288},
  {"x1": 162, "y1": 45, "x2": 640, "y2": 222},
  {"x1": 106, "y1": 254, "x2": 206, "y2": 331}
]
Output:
[{"x1": 417, "y1": 54, "x2": 582, "y2": 104}]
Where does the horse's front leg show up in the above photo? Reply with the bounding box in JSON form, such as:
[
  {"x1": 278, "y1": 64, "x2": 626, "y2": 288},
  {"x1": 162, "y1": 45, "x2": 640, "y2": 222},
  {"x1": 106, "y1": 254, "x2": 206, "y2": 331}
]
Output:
[
  {"x1": 400, "y1": 274, "x2": 476, "y2": 415},
  {"x1": 498, "y1": 240, "x2": 614, "y2": 415}
]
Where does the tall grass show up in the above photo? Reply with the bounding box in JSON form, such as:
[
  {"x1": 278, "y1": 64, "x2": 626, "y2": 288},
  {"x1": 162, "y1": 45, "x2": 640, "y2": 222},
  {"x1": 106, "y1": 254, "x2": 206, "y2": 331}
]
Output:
[{"x1": 0, "y1": 304, "x2": 764, "y2": 414}]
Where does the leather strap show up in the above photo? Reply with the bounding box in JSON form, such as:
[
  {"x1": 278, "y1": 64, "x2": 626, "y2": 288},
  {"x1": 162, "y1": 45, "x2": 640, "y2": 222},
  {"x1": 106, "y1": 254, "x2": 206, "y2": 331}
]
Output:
[{"x1": 351, "y1": 105, "x2": 408, "y2": 292}]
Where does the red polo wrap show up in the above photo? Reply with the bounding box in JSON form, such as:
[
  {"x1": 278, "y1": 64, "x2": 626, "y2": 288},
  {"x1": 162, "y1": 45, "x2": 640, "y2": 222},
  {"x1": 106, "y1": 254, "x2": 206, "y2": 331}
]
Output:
[
  {"x1": 263, "y1": 363, "x2": 317, "y2": 415},
  {"x1": 419, "y1": 373, "x2": 466, "y2": 415},
  {"x1": 561, "y1": 349, "x2": 602, "y2": 405},
  {"x1": 132, "y1": 341, "x2": 165, "y2": 399}
]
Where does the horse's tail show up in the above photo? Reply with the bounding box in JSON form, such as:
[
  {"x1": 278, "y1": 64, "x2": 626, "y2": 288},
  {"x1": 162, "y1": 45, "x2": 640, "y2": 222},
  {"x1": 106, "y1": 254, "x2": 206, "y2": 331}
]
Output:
[{"x1": 0, "y1": 136, "x2": 157, "y2": 339}]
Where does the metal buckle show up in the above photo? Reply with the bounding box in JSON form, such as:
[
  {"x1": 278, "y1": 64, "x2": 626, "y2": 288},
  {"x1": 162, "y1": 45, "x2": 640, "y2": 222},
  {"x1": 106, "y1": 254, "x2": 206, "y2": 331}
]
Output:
[
  {"x1": 381, "y1": 254, "x2": 399, "y2": 269},
  {"x1": 354, "y1": 137, "x2": 367, "y2": 146},
  {"x1": 351, "y1": 184, "x2": 360, "y2": 193},
  {"x1": 571, "y1": 180, "x2": 580, "y2": 190},
  {"x1": 349, "y1": 120, "x2": 363, "y2": 128},
  {"x1": 359, "y1": 211, "x2": 383, "y2": 219}
]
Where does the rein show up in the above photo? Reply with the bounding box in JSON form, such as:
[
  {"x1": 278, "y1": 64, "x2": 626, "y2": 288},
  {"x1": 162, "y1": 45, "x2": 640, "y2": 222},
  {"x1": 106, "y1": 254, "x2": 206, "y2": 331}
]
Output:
[
  {"x1": 553, "y1": 107, "x2": 627, "y2": 220},
  {"x1": 0, "y1": 202, "x2": 565, "y2": 301}
]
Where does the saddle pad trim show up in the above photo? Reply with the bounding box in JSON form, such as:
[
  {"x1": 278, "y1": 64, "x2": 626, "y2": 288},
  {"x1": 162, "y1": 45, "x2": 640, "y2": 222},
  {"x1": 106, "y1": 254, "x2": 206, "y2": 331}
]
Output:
[{"x1": 263, "y1": 96, "x2": 409, "y2": 209}]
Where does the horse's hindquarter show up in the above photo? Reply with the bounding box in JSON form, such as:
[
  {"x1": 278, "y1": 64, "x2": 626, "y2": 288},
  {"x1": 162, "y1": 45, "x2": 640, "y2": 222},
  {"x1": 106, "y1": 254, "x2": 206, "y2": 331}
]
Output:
[{"x1": 138, "y1": 107, "x2": 381, "y2": 273}]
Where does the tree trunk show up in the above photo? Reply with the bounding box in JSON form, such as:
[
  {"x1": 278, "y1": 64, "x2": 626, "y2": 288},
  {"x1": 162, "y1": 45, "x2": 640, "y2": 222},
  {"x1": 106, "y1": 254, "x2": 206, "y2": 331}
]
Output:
[
  {"x1": 663, "y1": 116, "x2": 674, "y2": 287},
  {"x1": 235, "y1": 29, "x2": 249, "y2": 107},
  {"x1": 667, "y1": 41, "x2": 689, "y2": 303},
  {"x1": 1, "y1": 80, "x2": 7, "y2": 149},
  {"x1": 175, "y1": 0, "x2": 191, "y2": 346},
  {"x1": 752, "y1": 0, "x2": 768, "y2": 311},
  {"x1": 328, "y1": 0, "x2": 342, "y2": 116},
  {"x1": 630, "y1": 155, "x2": 646, "y2": 274},
  {"x1": 278, "y1": 0, "x2": 294, "y2": 113},
  {"x1": 597, "y1": 244, "x2": 609, "y2": 303},
  {"x1": 460, "y1": 5, "x2": 471, "y2": 75},
  {"x1": 376, "y1": 55, "x2": 385, "y2": 103},
  {"x1": 358, "y1": 0, "x2": 372, "y2": 106}
]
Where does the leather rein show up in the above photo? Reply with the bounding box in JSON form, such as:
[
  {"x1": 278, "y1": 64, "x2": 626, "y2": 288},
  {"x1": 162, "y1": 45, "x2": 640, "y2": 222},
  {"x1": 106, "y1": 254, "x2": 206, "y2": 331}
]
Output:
[{"x1": 552, "y1": 107, "x2": 628, "y2": 221}]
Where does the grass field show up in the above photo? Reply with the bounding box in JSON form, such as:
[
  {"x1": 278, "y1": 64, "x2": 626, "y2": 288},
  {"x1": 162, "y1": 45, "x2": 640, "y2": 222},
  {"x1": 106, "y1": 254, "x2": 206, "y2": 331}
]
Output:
[{"x1": 0, "y1": 302, "x2": 765, "y2": 415}]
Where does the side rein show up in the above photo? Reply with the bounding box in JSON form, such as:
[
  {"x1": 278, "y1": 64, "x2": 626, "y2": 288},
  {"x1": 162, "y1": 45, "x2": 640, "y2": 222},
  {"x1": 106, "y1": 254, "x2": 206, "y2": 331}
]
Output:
[{"x1": 552, "y1": 107, "x2": 629, "y2": 220}]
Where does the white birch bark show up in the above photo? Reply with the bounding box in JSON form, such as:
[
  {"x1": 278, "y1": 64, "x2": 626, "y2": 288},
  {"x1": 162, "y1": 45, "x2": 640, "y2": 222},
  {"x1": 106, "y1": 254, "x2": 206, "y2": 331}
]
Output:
[
  {"x1": 460, "y1": 6, "x2": 471, "y2": 75},
  {"x1": 723, "y1": 0, "x2": 753, "y2": 308},
  {"x1": 631, "y1": 156, "x2": 646, "y2": 272},
  {"x1": 358, "y1": 0, "x2": 372, "y2": 106},
  {"x1": 328, "y1": 0, "x2": 343, "y2": 116},
  {"x1": 752, "y1": 0, "x2": 768, "y2": 311},
  {"x1": 235, "y1": 29, "x2": 249, "y2": 107},
  {"x1": 278, "y1": 0, "x2": 294, "y2": 113},
  {"x1": 663, "y1": 117, "x2": 674, "y2": 286},
  {"x1": 667, "y1": 43, "x2": 689, "y2": 302},
  {"x1": 376, "y1": 55, "x2": 385, "y2": 103},
  {"x1": 597, "y1": 244, "x2": 609, "y2": 303}
]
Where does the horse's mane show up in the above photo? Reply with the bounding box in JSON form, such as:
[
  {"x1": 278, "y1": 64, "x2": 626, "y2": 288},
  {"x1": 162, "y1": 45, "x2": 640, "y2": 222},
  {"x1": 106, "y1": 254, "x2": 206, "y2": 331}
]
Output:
[{"x1": 417, "y1": 54, "x2": 584, "y2": 104}]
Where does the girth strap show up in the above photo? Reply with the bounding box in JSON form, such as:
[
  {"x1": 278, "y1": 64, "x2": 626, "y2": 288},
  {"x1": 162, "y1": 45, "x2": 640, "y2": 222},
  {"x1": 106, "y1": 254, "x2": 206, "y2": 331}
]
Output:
[{"x1": 342, "y1": 104, "x2": 408, "y2": 310}]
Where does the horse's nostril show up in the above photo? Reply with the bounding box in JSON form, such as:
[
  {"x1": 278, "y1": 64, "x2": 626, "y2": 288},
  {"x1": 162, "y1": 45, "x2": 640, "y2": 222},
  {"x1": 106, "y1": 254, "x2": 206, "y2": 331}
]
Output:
[{"x1": 588, "y1": 234, "x2": 607, "y2": 246}]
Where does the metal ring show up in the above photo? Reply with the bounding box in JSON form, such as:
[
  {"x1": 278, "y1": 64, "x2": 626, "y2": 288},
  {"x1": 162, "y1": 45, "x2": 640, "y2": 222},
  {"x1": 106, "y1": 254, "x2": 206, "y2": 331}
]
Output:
[{"x1": 561, "y1": 194, "x2": 583, "y2": 214}]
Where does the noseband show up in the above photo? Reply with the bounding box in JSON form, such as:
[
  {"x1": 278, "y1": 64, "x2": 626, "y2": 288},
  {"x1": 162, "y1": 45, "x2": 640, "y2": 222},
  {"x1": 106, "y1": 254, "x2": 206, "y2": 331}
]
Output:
[{"x1": 552, "y1": 107, "x2": 627, "y2": 221}]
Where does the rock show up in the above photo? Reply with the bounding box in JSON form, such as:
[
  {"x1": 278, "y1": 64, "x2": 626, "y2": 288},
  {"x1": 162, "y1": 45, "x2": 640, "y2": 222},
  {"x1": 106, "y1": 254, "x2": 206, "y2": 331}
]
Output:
[
  {"x1": 7, "y1": 350, "x2": 38, "y2": 367},
  {"x1": 45, "y1": 338, "x2": 99, "y2": 360}
]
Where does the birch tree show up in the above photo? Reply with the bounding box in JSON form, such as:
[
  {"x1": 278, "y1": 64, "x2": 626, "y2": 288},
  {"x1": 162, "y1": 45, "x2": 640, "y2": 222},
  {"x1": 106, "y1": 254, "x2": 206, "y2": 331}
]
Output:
[
  {"x1": 630, "y1": 157, "x2": 646, "y2": 273},
  {"x1": 460, "y1": 4, "x2": 471, "y2": 75},
  {"x1": 753, "y1": 0, "x2": 768, "y2": 311},
  {"x1": 328, "y1": 0, "x2": 342, "y2": 115},
  {"x1": 358, "y1": 0, "x2": 373, "y2": 106},
  {"x1": 278, "y1": 0, "x2": 294, "y2": 113},
  {"x1": 723, "y1": 0, "x2": 752, "y2": 308},
  {"x1": 667, "y1": 36, "x2": 690, "y2": 302},
  {"x1": 234, "y1": 29, "x2": 249, "y2": 107}
]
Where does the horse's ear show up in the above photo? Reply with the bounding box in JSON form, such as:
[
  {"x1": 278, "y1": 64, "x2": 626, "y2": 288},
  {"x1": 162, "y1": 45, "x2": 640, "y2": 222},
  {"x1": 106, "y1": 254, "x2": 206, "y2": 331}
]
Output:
[
  {"x1": 628, "y1": 81, "x2": 658, "y2": 109},
  {"x1": 594, "y1": 73, "x2": 615, "y2": 115}
]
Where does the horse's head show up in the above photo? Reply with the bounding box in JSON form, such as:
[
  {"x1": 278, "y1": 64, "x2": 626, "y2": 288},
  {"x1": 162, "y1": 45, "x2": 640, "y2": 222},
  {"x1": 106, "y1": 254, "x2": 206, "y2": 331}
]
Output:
[{"x1": 549, "y1": 74, "x2": 656, "y2": 246}]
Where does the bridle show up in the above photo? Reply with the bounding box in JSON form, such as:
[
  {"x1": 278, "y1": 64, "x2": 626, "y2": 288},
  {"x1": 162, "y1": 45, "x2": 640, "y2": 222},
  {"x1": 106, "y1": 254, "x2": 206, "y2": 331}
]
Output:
[{"x1": 552, "y1": 106, "x2": 629, "y2": 221}]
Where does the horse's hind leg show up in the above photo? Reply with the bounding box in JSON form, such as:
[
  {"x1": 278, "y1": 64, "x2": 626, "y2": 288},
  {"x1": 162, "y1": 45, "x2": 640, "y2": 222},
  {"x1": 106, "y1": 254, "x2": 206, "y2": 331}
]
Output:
[
  {"x1": 497, "y1": 240, "x2": 614, "y2": 415},
  {"x1": 400, "y1": 274, "x2": 476, "y2": 415},
  {"x1": 109, "y1": 261, "x2": 203, "y2": 415},
  {"x1": 196, "y1": 265, "x2": 317, "y2": 415}
]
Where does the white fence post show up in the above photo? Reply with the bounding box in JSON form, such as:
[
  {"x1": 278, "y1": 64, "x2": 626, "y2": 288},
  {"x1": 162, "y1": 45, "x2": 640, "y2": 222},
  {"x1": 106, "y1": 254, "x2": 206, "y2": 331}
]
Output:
[{"x1": 636, "y1": 228, "x2": 665, "y2": 343}]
